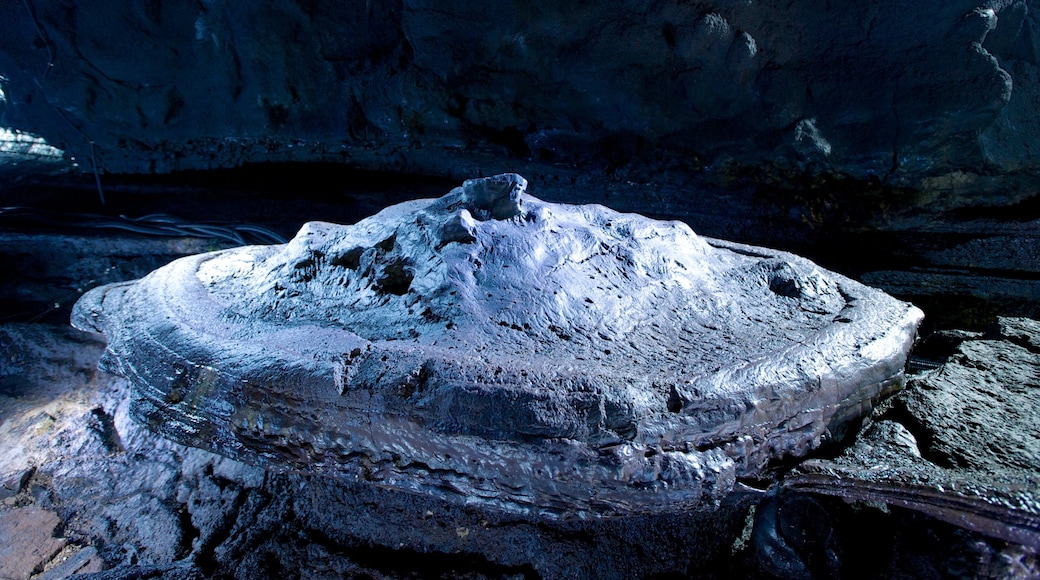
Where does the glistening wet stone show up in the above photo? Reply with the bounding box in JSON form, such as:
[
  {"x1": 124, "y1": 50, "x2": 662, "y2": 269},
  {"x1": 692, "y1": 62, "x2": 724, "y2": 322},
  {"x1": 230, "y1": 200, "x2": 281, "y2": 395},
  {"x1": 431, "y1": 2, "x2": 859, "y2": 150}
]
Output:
[
  {"x1": 785, "y1": 317, "x2": 1040, "y2": 549},
  {"x1": 72, "y1": 174, "x2": 922, "y2": 517}
]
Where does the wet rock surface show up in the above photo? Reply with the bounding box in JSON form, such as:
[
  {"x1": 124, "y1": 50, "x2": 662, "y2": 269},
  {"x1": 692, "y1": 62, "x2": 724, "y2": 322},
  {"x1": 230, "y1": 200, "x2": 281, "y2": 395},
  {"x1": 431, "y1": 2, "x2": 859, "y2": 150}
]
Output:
[
  {"x1": 71, "y1": 174, "x2": 921, "y2": 517},
  {"x1": 0, "y1": 323, "x2": 756, "y2": 579},
  {"x1": 0, "y1": 220, "x2": 1035, "y2": 578},
  {"x1": 778, "y1": 317, "x2": 1040, "y2": 573},
  {"x1": 1, "y1": 0, "x2": 1037, "y2": 199}
]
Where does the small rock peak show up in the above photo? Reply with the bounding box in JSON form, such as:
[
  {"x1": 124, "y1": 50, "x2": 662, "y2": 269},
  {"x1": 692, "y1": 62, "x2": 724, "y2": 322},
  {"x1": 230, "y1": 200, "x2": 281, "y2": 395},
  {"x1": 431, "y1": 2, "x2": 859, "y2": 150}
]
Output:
[
  {"x1": 461, "y1": 173, "x2": 526, "y2": 220},
  {"x1": 439, "y1": 209, "x2": 478, "y2": 245}
]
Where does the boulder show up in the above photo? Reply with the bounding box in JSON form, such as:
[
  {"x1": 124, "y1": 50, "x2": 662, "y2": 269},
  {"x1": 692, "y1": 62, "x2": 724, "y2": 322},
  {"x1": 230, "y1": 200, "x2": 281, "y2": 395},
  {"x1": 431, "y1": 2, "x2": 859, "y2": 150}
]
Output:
[
  {"x1": 0, "y1": 322, "x2": 750, "y2": 578},
  {"x1": 784, "y1": 317, "x2": 1040, "y2": 549},
  {"x1": 72, "y1": 174, "x2": 923, "y2": 517}
]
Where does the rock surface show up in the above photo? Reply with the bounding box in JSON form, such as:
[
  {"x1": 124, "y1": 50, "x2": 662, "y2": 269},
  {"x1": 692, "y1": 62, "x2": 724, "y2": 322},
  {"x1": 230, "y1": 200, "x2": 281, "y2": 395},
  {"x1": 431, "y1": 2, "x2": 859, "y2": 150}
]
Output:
[
  {"x1": 3, "y1": 1, "x2": 1038, "y2": 331},
  {"x1": 0, "y1": 505, "x2": 68, "y2": 579},
  {"x1": 72, "y1": 174, "x2": 922, "y2": 517},
  {"x1": 3, "y1": 319, "x2": 1033, "y2": 578},
  {"x1": 1, "y1": 0, "x2": 1037, "y2": 203},
  {"x1": 0, "y1": 322, "x2": 755, "y2": 579},
  {"x1": 784, "y1": 317, "x2": 1040, "y2": 549},
  {"x1": 0, "y1": 224, "x2": 1030, "y2": 578}
]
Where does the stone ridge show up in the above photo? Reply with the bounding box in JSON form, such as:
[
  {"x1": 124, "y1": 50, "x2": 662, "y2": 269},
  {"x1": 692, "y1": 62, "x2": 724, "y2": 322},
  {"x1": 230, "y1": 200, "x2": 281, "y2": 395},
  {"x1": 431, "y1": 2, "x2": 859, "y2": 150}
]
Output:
[{"x1": 72, "y1": 175, "x2": 923, "y2": 517}]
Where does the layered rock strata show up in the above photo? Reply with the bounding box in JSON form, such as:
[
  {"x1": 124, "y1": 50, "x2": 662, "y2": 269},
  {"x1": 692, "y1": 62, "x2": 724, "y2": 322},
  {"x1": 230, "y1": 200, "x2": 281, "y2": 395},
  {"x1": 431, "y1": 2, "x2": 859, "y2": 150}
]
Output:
[
  {"x1": 73, "y1": 174, "x2": 923, "y2": 517},
  {"x1": 785, "y1": 317, "x2": 1040, "y2": 549}
]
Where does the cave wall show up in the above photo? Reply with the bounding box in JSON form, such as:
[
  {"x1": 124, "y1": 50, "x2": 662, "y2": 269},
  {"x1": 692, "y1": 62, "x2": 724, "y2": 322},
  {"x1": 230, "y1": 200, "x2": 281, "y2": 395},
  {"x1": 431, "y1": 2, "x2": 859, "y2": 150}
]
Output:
[{"x1": 0, "y1": 0, "x2": 1037, "y2": 204}]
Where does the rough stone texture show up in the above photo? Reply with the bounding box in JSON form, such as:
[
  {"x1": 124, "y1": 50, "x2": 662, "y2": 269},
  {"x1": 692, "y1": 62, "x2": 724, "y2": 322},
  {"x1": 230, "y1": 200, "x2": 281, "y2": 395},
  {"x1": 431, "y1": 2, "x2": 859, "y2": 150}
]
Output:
[
  {"x1": 72, "y1": 174, "x2": 922, "y2": 518},
  {"x1": 0, "y1": 0, "x2": 1037, "y2": 204},
  {"x1": 4, "y1": 319, "x2": 1032, "y2": 579},
  {"x1": 0, "y1": 322, "x2": 757, "y2": 579},
  {"x1": 0, "y1": 505, "x2": 67, "y2": 579},
  {"x1": 747, "y1": 489, "x2": 1040, "y2": 579},
  {"x1": 36, "y1": 546, "x2": 104, "y2": 579},
  {"x1": 784, "y1": 317, "x2": 1040, "y2": 550},
  {"x1": 895, "y1": 317, "x2": 1040, "y2": 472},
  {"x1": 0, "y1": 227, "x2": 1026, "y2": 579},
  {"x1": 1, "y1": 1, "x2": 1037, "y2": 332}
]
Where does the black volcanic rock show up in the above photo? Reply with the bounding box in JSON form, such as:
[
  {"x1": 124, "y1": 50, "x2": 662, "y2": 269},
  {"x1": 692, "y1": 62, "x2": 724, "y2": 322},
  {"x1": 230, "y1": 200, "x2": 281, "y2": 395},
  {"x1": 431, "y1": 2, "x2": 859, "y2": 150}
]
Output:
[
  {"x1": 784, "y1": 317, "x2": 1040, "y2": 549},
  {"x1": 0, "y1": 322, "x2": 754, "y2": 579},
  {"x1": 3, "y1": 1, "x2": 1038, "y2": 325},
  {"x1": 0, "y1": 0, "x2": 1037, "y2": 204},
  {"x1": 0, "y1": 222, "x2": 1028, "y2": 579},
  {"x1": 71, "y1": 174, "x2": 922, "y2": 518}
]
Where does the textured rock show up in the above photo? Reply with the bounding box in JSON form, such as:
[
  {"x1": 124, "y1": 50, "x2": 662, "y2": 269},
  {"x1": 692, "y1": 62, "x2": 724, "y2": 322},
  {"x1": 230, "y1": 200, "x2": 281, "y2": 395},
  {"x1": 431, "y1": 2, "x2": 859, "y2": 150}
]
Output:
[
  {"x1": 0, "y1": 505, "x2": 67, "y2": 580},
  {"x1": 748, "y1": 488, "x2": 1040, "y2": 579},
  {"x1": 2, "y1": 1, "x2": 1038, "y2": 328},
  {"x1": 784, "y1": 317, "x2": 1040, "y2": 548},
  {"x1": 73, "y1": 174, "x2": 923, "y2": 517},
  {"x1": 0, "y1": 0, "x2": 1037, "y2": 203},
  {"x1": 35, "y1": 546, "x2": 104, "y2": 579},
  {"x1": 0, "y1": 227, "x2": 1019, "y2": 579},
  {"x1": 895, "y1": 317, "x2": 1040, "y2": 472},
  {"x1": 0, "y1": 321, "x2": 755, "y2": 578}
]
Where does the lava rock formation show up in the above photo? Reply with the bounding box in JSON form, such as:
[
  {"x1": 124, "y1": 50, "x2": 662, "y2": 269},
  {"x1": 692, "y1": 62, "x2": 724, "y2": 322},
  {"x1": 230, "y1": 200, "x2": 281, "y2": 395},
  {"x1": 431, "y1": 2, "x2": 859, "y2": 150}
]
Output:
[{"x1": 72, "y1": 174, "x2": 922, "y2": 518}]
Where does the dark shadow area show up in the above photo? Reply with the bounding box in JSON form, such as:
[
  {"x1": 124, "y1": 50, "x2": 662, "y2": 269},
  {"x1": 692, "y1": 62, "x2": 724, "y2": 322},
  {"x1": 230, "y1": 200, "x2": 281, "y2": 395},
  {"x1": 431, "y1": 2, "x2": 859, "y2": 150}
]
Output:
[{"x1": 0, "y1": 163, "x2": 459, "y2": 238}]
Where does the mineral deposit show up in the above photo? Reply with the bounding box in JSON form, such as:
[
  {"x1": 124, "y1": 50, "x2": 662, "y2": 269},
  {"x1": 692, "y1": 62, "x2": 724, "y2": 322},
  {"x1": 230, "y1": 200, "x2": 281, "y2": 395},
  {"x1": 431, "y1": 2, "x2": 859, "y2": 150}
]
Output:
[{"x1": 73, "y1": 174, "x2": 923, "y2": 517}]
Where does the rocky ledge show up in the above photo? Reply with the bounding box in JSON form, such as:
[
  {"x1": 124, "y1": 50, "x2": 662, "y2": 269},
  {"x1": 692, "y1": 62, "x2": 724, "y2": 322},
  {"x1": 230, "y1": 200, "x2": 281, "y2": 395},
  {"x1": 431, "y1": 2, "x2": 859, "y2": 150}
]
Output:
[
  {"x1": 71, "y1": 174, "x2": 921, "y2": 518},
  {"x1": 0, "y1": 224, "x2": 1034, "y2": 578},
  {"x1": 774, "y1": 317, "x2": 1040, "y2": 576}
]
